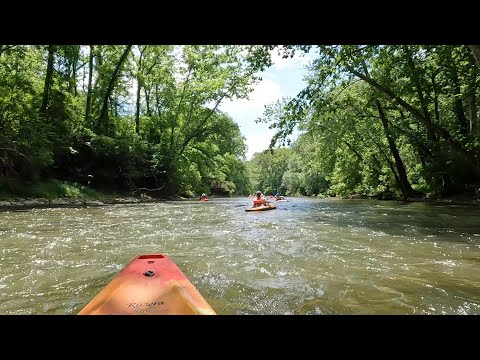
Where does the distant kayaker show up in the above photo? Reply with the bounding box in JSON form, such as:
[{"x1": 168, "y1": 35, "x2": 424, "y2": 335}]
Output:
[
  {"x1": 252, "y1": 191, "x2": 268, "y2": 207},
  {"x1": 200, "y1": 193, "x2": 209, "y2": 201}
]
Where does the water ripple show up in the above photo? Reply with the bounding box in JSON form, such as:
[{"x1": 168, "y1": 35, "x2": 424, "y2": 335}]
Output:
[{"x1": 0, "y1": 197, "x2": 480, "y2": 314}]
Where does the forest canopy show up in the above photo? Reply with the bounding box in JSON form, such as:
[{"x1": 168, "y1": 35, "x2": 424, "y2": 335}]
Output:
[{"x1": 1, "y1": 45, "x2": 479, "y2": 201}]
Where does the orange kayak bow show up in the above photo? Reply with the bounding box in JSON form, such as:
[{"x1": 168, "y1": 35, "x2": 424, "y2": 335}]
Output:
[{"x1": 78, "y1": 254, "x2": 216, "y2": 315}]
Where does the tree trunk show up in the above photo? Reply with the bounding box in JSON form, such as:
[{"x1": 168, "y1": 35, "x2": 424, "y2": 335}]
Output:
[
  {"x1": 468, "y1": 61, "x2": 478, "y2": 135},
  {"x1": 404, "y1": 47, "x2": 457, "y2": 192},
  {"x1": 430, "y1": 72, "x2": 440, "y2": 123},
  {"x1": 343, "y1": 140, "x2": 364, "y2": 162},
  {"x1": 99, "y1": 45, "x2": 132, "y2": 132},
  {"x1": 372, "y1": 137, "x2": 402, "y2": 189},
  {"x1": 113, "y1": 95, "x2": 118, "y2": 118},
  {"x1": 357, "y1": 50, "x2": 422, "y2": 199},
  {"x1": 143, "y1": 57, "x2": 158, "y2": 119},
  {"x1": 446, "y1": 55, "x2": 469, "y2": 134},
  {"x1": 471, "y1": 45, "x2": 480, "y2": 69},
  {"x1": 85, "y1": 45, "x2": 94, "y2": 123},
  {"x1": 135, "y1": 46, "x2": 147, "y2": 134},
  {"x1": 40, "y1": 45, "x2": 55, "y2": 114},
  {"x1": 375, "y1": 100, "x2": 422, "y2": 199},
  {"x1": 72, "y1": 48, "x2": 79, "y2": 97},
  {"x1": 469, "y1": 81, "x2": 477, "y2": 135},
  {"x1": 155, "y1": 83, "x2": 161, "y2": 117},
  {"x1": 348, "y1": 67, "x2": 480, "y2": 172},
  {"x1": 398, "y1": 108, "x2": 429, "y2": 168},
  {"x1": 144, "y1": 88, "x2": 151, "y2": 117},
  {"x1": 135, "y1": 78, "x2": 141, "y2": 134},
  {"x1": 351, "y1": 126, "x2": 383, "y2": 168}
]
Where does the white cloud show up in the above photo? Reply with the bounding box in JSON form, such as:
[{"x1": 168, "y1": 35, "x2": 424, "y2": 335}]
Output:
[
  {"x1": 245, "y1": 128, "x2": 277, "y2": 158},
  {"x1": 219, "y1": 48, "x2": 315, "y2": 160},
  {"x1": 219, "y1": 78, "x2": 284, "y2": 160},
  {"x1": 219, "y1": 78, "x2": 282, "y2": 117}
]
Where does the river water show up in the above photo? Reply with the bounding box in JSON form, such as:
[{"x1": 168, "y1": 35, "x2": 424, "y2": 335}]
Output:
[{"x1": 1, "y1": 197, "x2": 479, "y2": 315}]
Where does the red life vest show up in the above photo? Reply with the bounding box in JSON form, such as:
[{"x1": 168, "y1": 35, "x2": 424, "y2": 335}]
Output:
[{"x1": 253, "y1": 199, "x2": 263, "y2": 205}]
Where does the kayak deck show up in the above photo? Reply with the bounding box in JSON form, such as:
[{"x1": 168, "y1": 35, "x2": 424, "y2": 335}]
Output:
[
  {"x1": 78, "y1": 254, "x2": 216, "y2": 315},
  {"x1": 245, "y1": 204, "x2": 277, "y2": 212}
]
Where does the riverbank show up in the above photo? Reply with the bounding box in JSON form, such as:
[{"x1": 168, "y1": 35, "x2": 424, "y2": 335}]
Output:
[
  {"x1": 0, "y1": 179, "x2": 192, "y2": 211},
  {"x1": 1, "y1": 194, "x2": 480, "y2": 212},
  {"x1": 347, "y1": 193, "x2": 480, "y2": 207},
  {"x1": 0, "y1": 194, "x2": 192, "y2": 212},
  {"x1": 405, "y1": 195, "x2": 480, "y2": 206}
]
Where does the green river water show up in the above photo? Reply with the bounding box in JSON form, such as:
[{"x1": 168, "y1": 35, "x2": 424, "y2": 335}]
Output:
[{"x1": 1, "y1": 197, "x2": 479, "y2": 315}]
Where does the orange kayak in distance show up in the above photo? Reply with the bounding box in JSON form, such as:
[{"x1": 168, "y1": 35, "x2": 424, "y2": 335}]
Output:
[
  {"x1": 78, "y1": 254, "x2": 216, "y2": 315},
  {"x1": 245, "y1": 204, "x2": 277, "y2": 212}
]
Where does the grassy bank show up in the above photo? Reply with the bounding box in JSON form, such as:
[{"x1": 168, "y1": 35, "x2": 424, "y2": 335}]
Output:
[
  {"x1": 0, "y1": 179, "x2": 114, "y2": 201},
  {"x1": 1, "y1": 179, "x2": 479, "y2": 208}
]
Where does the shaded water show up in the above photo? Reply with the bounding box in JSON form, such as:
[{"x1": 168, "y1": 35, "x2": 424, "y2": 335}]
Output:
[{"x1": 1, "y1": 197, "x2": 479, "y2": 315}]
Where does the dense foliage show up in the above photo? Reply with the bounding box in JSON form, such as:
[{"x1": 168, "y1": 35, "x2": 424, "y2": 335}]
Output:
[
  {"x1": 253, "y1": 45, "x2": 480, "y2": 200},
  {"x1": 0, "y1": 45, "x2": 267, "y2": 197},
  {"x1": 2, "y1": 45, "x2": 479, "y2": 201}
]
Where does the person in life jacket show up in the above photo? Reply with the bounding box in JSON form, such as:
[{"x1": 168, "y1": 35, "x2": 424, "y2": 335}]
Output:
[
  {"x1": 200, "y1": 193, "x2": 209, "y2": 201},
  {"x1": 253, "y1": 191, "x2": 268, "y2": 207}
]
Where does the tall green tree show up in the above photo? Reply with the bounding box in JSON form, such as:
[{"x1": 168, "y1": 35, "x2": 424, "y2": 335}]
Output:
[{"x1": 259, "y1": 45, "x2": 480, "y2": 199}]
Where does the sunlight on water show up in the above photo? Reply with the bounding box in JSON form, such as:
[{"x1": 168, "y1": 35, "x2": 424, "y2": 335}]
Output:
[{"x1": 0, "y1": 197, "x2": 479, "y2": 315}]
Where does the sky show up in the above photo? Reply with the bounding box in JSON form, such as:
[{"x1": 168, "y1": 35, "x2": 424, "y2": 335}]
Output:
[{"x1": 219, "y1": 49, "x2": 316, "y2": 160}]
